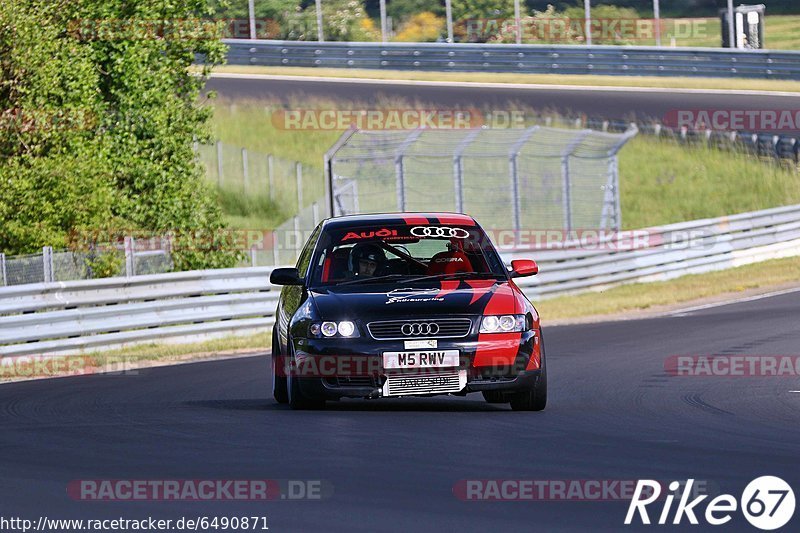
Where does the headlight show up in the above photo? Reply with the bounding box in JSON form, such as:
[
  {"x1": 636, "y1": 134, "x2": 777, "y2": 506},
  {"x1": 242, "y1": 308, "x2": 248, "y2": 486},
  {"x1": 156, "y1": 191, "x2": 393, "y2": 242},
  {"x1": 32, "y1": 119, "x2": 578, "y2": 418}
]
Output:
[
  {"x1": 337, "y1": 321, "x2": 356, "y2": 337},
  {"x1": 310, "y1": 321, "x2": 360, "y2": 338},
  {"x1": 480, "y1": 314, "x2": 527, "y2": 333}
]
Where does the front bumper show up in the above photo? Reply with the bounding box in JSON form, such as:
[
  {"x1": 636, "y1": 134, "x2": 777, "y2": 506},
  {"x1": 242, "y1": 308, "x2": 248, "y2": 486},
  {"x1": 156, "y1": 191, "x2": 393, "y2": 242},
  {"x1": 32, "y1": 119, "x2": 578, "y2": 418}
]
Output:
[{"x1": 289, "y1": 330, "x2": 539, "y2": 399}]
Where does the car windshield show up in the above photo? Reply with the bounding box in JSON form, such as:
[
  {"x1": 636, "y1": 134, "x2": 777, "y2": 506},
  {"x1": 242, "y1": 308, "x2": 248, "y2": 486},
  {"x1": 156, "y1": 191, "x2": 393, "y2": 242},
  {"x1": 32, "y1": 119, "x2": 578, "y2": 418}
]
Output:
[{"x1": 309, "y1": 222, "x2": 508, "y2": 287}]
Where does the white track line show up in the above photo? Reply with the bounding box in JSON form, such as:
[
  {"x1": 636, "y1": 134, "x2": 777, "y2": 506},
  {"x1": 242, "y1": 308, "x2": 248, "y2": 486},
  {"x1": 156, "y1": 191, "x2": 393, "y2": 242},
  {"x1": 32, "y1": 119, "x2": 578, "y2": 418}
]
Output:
[
  {"x1": 669, "y1": 286, "x2": 800, "y2": 317},
  {"x1": 209, "y1": 72, "x2": 800, "y2": 98}
]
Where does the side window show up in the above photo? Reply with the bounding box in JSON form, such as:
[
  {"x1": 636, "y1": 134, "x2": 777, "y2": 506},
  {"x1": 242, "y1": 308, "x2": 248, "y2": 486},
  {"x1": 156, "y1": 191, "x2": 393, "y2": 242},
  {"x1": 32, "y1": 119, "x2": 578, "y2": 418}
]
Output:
[{"x1": 295, "y1": 225, "x2": 321, "y2": 277}]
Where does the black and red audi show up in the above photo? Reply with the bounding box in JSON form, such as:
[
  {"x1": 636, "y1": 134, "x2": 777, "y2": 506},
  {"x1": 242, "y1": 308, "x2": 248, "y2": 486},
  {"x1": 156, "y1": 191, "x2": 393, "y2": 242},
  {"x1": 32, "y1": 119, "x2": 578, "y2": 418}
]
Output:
[{"x1": 270, "y1": 213, "x2": 546, "y2": 411}]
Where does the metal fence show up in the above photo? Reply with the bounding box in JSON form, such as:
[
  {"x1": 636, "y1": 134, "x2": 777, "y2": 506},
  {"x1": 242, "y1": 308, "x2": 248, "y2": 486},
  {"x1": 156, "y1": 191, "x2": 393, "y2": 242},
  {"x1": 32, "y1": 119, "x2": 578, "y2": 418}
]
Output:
[
  {"x1": 0, "y1": 242, "x2": 172, "y2": 287},
  {"x1": 3, "y1": 203, "x2": 799, "y2": 357},
  {"x1": 224, "y1": 40, "x2": 800, "y2": 80},
  {"x1": 326, "y1": 126, "x2": 637, "y2": 235}
]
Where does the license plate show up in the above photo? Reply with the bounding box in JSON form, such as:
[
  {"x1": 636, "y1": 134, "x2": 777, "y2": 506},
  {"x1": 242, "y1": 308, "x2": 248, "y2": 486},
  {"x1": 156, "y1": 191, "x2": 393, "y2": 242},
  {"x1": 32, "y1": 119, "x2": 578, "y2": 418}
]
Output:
[{"x1": 383, "y1": 350, "x2": 459, "y2": 370}]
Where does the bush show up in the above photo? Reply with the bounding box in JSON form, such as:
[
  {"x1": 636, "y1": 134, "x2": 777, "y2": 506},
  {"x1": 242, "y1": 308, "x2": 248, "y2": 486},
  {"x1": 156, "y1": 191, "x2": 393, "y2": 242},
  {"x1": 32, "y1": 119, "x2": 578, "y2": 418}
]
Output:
[{"x1": 394, "y1": 12, "x2": 445, "y2": 42}]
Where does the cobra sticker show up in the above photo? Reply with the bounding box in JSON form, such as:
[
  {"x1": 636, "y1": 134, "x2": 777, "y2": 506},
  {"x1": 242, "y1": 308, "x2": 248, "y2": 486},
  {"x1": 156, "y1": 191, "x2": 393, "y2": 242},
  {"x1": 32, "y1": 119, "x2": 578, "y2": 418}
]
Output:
[{"x1": 386, "y1": 288, "x2": 444, "y2": 305}]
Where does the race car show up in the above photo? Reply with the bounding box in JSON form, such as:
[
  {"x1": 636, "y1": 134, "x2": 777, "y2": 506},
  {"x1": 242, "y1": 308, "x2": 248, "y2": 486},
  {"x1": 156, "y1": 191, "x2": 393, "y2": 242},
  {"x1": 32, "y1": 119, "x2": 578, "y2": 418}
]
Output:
[{"x1": 269, "y1": 213, "x2": 546, "y2": 411}]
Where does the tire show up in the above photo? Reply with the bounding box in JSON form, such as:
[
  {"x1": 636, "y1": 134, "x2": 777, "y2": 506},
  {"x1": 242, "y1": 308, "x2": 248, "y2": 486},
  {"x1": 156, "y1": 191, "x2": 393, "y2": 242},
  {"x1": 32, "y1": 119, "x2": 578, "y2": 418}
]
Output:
[
  {"x1": 510, "y1": 332, "x2": 548, "y2": 412},
  {"x1": 286, "y1": 342, "x2": 326, "y2": 410},
  {"x1": 272, "y1": 329, "x2": 288, "y2": 404}
]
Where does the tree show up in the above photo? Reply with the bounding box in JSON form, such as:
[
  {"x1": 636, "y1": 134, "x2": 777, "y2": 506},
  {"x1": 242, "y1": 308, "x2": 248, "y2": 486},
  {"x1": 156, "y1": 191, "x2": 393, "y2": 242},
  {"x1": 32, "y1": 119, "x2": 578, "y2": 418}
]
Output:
[{"x1": 0, "y1": 0, "x2": 239, "y2": 269}]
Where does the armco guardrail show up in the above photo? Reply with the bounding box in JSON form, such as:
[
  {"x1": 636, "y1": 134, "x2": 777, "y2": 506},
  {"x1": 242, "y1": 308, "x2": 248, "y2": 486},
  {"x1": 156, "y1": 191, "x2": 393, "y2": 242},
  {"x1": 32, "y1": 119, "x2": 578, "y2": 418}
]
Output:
[
  {"x1": 508, "y1": 203, "x2": 800, "y2": 297},
  {"x1": 2, "y1": 204, "x2": 800, "y2": 357},
  {"x1": 0, "y1": 267, "x2": 277, "y2": 357},
  {"x1": 224, "y1": 39, "x2": 800, "y2": 79}
]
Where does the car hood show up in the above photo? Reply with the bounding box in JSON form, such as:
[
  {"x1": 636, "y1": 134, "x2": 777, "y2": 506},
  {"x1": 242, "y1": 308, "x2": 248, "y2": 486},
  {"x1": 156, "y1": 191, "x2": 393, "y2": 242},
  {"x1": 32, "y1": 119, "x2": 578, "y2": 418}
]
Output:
[{"x1": 309, "y1": 280, "x2": 520, "y2": 320}]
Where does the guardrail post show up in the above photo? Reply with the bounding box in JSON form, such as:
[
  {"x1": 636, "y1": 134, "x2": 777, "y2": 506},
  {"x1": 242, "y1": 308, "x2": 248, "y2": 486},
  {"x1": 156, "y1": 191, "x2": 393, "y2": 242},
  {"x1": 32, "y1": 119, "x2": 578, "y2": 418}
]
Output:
[
  {"x1": 216, "y1": 141, "x2": 224, "y2": 186},
  {"x1": 272, "y1": 231, "x2": 280, "y2": 266},
  {"x1": 0, "y1": 253, "x2": 6, "y2": 286},
  {"x1": 295, "y1": 162, "x2": 303, "y2": 211},
  {"x1": 124, "y1": 236, "x2": 136, "y2": 277},
  {"x1": 267, "y1": 154, "x2": 274, "y2": 202},
  {"x1": 242, "y1": 148, "x2": 249, "y2": 194},
  {"x1": 42, "y1": 246, "x2": 54, "y2": 283},
  {"x1": 250, "y1": 245, "x2": 257, "y2": 267}
]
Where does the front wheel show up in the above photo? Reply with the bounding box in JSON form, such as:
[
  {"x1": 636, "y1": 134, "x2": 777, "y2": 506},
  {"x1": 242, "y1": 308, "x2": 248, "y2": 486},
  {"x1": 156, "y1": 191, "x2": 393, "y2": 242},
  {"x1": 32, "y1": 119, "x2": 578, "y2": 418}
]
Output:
[
  {"x1": 510, "y1": 334, "x2": 548, "y2": 412},
  {"x1": 272, "y1": 329, "x2": 288, "y2": 404},
  {"x1": 286, "y1": 343, "x2": 326, "y2": 410}
]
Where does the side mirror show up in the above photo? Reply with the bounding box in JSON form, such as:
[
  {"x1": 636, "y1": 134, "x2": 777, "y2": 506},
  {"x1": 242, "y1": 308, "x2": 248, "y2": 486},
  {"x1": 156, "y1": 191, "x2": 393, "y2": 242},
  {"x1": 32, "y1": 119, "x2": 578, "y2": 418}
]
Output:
[
  {"x1": 270, "y1": 267, "x2": 303, "y2": 286},
  {"x1": 510, "y1": 259, "x2": 538, "y2": 278}
]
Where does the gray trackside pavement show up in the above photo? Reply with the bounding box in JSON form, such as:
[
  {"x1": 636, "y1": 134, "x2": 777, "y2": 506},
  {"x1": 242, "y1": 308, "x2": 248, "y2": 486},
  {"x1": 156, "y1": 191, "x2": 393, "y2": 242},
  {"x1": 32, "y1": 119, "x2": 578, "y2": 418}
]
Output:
[
  {"x1": 1, "y1": 291, "x2": 798, "y2": 531},
  {"x1": 205, "y1": 76, "x2": 800, "y2": 128}
]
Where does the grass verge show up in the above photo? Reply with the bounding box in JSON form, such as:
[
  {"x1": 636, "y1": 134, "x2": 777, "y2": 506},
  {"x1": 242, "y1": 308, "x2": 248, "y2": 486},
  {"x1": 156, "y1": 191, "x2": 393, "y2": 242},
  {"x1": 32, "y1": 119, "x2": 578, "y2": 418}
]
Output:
[
  {"x1": 208, "y1": 65, "x2": 800, "y2": 94},
  {"x1": 536, "y1": 255, "x2": 800, "y2": 320}
]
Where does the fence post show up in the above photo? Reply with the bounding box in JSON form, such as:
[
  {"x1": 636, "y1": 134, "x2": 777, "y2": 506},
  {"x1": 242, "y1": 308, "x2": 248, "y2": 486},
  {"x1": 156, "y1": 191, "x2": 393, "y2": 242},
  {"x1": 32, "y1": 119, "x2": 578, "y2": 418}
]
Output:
[
  {"x1": 267, "y1": 154, "x2": 275, "y2": 201},
  {"x1": 394, "y1": 130, "x2": 422, "y2": 212},
  {"x1": 250, "y1": 245, "x2": 257, "y2": 267},
  {"x1": 507, "y1": 127, "x2": 539, "y2": 245},
  {"x1": 216, "y1": 141, "x2": 224, "y2": 186},
  {"x1": 242, "y1": 148, "x2": 249, "y2": 194},
  {"x1": 561, "y1": 156, "x2": 572, "y2": 232},
  {"x1": 42, "y1": 246, "x2": 54, "y2": 283},
  {"x1": 295, "y1": 162, "x2": 303, "y2": 210},
  {"x1": 124, "y1": 236, "x2": 136, "y2": 277},
  {"x1": 293, "y1": 216, "x2": 301, "y2": 261},
  {"x1": 0, "y1": 252, "x2": 6, "y2": 286},
  {"x1": 312, "y1": 202, "x2": 320, "y2": 226},
  {"x1": 272, "y1": 231, "x2": 280, "y2": 267},
  {"x1": 453, "y1": 129, "x2": 480, "y2": 213}
]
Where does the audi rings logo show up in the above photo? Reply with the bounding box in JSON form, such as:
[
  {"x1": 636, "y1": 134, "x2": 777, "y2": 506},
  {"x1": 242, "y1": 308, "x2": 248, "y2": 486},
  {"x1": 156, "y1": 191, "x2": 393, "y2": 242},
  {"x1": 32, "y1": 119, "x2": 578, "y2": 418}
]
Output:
[
  {"x1": 411, "y1": 226, "x2": 470, "y2": 238},
  {"x1": 401, "y1": 323, "x2": 440, "y2": 336}
]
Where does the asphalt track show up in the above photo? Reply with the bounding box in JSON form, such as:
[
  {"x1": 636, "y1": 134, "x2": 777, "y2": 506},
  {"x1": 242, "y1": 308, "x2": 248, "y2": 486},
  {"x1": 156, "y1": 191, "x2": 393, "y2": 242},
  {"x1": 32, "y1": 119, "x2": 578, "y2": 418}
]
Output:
[
  {"x1": 205, "y1": 75, "x2": 800, "y2": 126},
  {"x1": 1, "y1": 291, "x2": 799, "y2": 531}
]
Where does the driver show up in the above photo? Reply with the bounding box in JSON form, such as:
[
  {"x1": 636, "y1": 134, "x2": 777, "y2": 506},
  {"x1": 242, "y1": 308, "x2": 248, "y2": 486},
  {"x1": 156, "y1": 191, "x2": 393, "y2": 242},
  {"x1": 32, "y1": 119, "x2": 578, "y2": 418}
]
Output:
[{"x1": 348, "y1": 243, "x2": 386, "y2": 278}]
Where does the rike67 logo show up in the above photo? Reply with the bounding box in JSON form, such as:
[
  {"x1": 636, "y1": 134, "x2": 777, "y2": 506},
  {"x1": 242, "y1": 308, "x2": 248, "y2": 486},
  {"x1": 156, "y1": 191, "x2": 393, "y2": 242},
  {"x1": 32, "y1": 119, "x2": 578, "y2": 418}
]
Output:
[{"x1": 626, "y1": 477, "x2": 795, "y2": 530}]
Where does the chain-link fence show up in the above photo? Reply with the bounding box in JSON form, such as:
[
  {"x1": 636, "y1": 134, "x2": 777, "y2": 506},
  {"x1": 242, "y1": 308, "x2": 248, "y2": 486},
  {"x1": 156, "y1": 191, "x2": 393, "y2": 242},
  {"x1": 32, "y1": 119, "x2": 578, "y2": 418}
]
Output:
[
  {"x1": 326, "y1": 126, "x2": 637, "y2": 238},
  {"x1": 196, "y1": 141, "x2": 315, "y2": 214},
  {"x1": 0, "y1": 243, "x2": 172, "y2": 287}
]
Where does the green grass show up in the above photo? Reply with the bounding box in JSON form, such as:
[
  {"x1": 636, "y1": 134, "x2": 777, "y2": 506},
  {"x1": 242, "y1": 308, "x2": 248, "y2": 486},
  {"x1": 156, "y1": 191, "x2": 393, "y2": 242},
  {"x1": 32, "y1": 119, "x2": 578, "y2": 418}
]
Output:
[
  {"x1": 207, "y1": 97, "x2": 800, "y2": 231},
  {"x1": 619, "y1": 136, "x2": 800, "y2": 228}
]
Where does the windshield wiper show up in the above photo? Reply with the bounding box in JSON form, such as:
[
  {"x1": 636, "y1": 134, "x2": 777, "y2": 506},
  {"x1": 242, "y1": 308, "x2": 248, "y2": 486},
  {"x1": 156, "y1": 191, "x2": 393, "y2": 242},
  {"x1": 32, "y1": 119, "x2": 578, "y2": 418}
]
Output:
[
  {"x1": 406, "y1": 271, "x2": 501, "y2": 283},
  {"x1": 336, "y1": 274, "x2": 409, "y2": 286}
]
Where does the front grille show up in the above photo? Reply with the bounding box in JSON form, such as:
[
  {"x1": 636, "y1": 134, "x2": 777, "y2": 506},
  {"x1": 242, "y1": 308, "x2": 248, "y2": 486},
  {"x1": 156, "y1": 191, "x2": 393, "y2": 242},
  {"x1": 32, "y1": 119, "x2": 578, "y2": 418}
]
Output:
[{"x1": 367, "y1": 318, "x2": 472, "y2": 340}]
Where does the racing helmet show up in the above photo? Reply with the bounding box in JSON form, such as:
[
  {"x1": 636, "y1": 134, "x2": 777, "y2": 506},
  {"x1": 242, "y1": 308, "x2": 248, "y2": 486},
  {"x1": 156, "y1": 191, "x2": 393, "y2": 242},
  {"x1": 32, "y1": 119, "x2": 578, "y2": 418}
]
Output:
[{"x1": 348, "y1": 243, "x2": 386, "y2": 275}]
